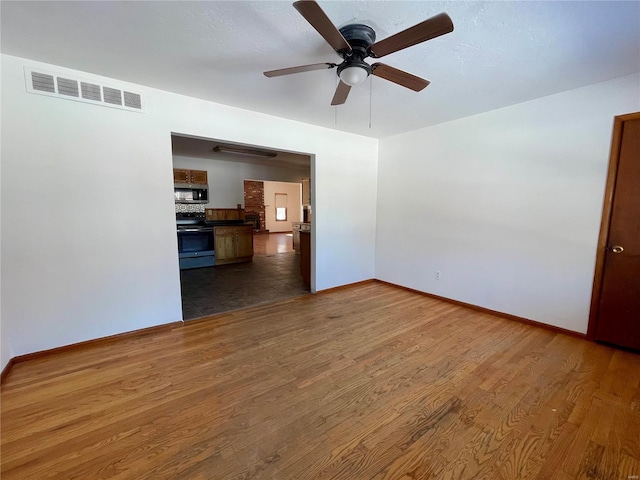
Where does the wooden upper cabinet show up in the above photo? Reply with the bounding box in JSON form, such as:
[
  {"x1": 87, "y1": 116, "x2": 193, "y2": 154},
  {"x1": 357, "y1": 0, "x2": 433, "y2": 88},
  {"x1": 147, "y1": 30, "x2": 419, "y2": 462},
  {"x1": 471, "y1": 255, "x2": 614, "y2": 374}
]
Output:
[
  {"x1": 173, "y1": 168, "x2": 190, "y2": 184},
  {"x1": 190, "y1": 170, "x2": 208, "y2": 185},
  {"x1": 173, "y1": 168, "x2": 208, "y2": 185},
  {"x1": 302, "y1": 177, "x2": 311, "y2": 206}
]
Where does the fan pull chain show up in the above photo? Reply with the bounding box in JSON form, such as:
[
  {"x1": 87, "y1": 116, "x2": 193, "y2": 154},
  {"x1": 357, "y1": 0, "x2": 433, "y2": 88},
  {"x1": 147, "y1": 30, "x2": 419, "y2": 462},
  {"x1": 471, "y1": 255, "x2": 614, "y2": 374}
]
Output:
[
  {"x1": 335, "y1": 75, "x2": 339, "y2": 125},
  {"x1": 369, "y1": 74, "x2": 373, "y2": 129}
]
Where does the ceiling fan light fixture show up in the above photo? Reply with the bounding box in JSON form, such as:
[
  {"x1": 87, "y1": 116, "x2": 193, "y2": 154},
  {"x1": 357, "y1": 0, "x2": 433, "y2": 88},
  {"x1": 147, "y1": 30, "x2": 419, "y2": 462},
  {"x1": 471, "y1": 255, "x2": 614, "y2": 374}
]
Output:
[{"x1": 338, "y1": 66, "x2": 369, "y2": 86}]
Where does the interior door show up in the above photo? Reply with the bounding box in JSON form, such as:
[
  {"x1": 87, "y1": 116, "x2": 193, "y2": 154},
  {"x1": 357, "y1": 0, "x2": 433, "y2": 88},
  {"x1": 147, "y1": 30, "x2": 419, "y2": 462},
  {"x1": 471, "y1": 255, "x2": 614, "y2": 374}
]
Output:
[{"x1": 592, "y1": 114, "x2": 640, "y2": 350}]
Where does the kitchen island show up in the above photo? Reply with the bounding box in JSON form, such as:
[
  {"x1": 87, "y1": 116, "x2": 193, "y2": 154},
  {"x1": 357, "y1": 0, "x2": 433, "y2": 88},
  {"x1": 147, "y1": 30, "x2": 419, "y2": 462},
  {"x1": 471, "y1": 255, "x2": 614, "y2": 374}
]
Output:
[{"x1": 213, "y1": 224, "x2": 254, "y2": 265}]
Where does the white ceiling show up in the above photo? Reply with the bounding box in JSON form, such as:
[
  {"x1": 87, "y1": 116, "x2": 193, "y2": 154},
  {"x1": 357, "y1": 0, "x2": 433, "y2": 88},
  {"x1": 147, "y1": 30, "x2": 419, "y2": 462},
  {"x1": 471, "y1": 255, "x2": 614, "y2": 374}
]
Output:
[{"x1": 1, "y1": 1, "x2": 639, "y2": 139}]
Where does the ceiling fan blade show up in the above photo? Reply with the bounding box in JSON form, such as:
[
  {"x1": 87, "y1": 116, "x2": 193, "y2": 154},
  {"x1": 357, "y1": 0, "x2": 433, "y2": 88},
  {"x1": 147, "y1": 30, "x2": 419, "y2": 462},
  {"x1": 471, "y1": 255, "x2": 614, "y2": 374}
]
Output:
[
  {"x1": 371, "y1": 63, "x2": 430, "y2": 92},
  {"x1": 293, "y1": 0, "x2": 352, "y2": 53},
  {"x1": 369, "y1": 12, "x2": 453, "y2": 58},
  {"x1": 331, "y1": 81, "x2": 351, "y2": 105},
  {"x1": 264, "y1": 63, "x2": 336, "y2": 77}
]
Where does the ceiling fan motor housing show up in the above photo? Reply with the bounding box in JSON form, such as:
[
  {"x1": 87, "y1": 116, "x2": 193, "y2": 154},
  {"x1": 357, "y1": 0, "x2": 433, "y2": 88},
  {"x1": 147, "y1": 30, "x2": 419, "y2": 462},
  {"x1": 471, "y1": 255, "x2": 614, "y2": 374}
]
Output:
[
  {"x1": 339, "y1": 24, "x2": 376, "y2": 49},
  {"x1": 338, "y1": 24, "x2": 376, "y2": 74}
]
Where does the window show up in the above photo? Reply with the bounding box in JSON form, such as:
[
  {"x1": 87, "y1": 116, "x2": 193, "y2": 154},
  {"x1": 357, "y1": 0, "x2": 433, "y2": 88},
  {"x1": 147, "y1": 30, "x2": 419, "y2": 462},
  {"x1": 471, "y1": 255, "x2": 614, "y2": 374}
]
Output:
[{"x1": 275, "y1": 193, "x2": 287, "y2": 221}]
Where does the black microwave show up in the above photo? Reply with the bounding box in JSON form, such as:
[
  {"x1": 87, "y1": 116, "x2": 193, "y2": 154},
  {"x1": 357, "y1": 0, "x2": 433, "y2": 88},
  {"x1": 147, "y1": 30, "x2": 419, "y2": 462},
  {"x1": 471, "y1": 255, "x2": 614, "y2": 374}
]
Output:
[{"x1": 174, "y1": 183, "x2": 209, "y2": 204}]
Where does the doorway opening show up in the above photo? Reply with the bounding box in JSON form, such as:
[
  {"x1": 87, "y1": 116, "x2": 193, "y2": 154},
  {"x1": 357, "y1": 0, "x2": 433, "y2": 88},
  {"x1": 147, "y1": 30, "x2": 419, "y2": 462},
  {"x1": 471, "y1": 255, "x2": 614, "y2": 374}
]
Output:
[{"x1": 171, "y1": 134, "x2": 313, "y2": 320}]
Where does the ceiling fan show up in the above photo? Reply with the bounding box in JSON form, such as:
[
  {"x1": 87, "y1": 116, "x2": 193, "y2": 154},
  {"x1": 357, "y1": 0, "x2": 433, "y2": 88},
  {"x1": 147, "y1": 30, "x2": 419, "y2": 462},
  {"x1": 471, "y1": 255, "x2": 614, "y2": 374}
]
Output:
[{"x1": 264, "y1": 0, "x2": 454, "y2": 106}]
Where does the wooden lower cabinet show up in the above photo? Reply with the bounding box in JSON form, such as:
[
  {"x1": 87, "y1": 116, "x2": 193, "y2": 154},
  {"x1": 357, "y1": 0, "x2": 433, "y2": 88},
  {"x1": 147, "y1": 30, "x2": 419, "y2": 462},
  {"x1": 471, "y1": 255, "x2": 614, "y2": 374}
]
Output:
[
  {"x1": 214, "y1": 228, "x2": 236, "y2": 263},
  {"x1": 214, "y1": 226, "x2": 253, "y2": 265},
  {"x1": 300, "y1": 230, "x2": 310, "y2": 288},
  {"x1": 235, "y1": 229, "x2": 254, "y2": 258}
]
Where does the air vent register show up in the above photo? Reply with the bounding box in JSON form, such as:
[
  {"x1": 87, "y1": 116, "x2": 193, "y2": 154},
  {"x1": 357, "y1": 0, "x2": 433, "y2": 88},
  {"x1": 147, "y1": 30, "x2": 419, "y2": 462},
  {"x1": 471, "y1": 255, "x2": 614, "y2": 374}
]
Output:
[{"x1": 24, "y1": 66, "x2": 144, "y2": 113}]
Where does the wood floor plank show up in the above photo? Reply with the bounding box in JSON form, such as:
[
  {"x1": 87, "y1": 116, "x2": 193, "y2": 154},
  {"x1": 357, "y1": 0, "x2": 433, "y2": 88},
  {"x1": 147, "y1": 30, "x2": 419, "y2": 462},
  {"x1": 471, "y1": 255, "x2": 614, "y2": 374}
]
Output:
[{"x1": 2, "y1": 282, "x2": 639, "y2": 480}]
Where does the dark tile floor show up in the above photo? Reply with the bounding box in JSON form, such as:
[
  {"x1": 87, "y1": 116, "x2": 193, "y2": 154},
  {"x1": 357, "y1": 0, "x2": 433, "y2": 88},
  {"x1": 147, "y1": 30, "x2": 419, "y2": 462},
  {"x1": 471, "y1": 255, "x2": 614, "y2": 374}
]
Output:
[{"x1": 180, "y1": 252, "x2": 309, "y2": 320}]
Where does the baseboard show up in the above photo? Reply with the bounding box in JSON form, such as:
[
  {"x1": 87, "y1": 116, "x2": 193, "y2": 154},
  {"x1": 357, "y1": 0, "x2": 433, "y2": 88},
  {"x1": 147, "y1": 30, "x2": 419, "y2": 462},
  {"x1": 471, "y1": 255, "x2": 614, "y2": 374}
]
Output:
[
  {"x1": 1, "y1": 321, "x2": 183, "y2": 384},
  {"x1": 316, "y1": 279, "x2": 376, "y2": 295},
  {"x1": 374, "y1": 279, "x2": 586, "y2": 340},
  {"x1": 2, "y1": 279, "x2": 587, "y2": 384}
]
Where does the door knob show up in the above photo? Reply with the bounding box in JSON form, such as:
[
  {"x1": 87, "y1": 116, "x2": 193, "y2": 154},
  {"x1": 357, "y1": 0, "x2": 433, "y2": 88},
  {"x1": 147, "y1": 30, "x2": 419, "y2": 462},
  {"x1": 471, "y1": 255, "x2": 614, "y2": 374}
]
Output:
[{"x1": 611, "y1": 245, "x2": 624, "y2": 253}]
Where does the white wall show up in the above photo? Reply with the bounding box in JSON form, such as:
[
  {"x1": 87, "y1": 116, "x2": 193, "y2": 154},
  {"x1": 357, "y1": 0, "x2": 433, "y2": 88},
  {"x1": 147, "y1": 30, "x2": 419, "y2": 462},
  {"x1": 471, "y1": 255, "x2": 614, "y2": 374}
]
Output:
[
  {"x1": 172, "y1": 155, "x2": 308, "y2": 209},
  {"x1": 263, "y1": 181, "x2": 302, "y2": 232},
  {"x1": 0, "y1": 139, "x2": 8, "y2": 370},
  {"x1": 376, "y1": 73, "x2": 640, "y2": 334},
  {"x1": 0, "y1": 54, "x2": 378, "y2": 369}
]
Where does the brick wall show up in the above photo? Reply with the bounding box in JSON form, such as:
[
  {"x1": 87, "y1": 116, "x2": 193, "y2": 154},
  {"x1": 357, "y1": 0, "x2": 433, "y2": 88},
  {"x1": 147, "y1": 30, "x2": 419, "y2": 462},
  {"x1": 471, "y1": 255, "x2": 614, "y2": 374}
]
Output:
[
  {"x1": 244, "y1": 180, "x2": 264, "y2": 207},
  {"x1": 244, "y1": 180, "x2": 267, "y2": 232}
]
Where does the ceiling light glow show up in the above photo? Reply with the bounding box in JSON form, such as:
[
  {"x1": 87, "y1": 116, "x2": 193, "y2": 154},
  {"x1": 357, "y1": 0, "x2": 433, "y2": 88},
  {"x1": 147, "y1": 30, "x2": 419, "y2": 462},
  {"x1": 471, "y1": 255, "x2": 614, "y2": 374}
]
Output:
[{"x1": 339, "y1": 66, "x2": 369, "y2": 86}]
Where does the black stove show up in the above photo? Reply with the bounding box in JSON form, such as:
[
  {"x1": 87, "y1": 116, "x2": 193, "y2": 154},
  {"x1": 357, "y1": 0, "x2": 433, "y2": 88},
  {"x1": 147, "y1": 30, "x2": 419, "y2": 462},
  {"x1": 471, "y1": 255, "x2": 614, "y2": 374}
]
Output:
[
  {"x1": 176, "y1": 212, "x2": 206, "y2": 227},
  {"x1": 176, "y1": 212, "x2": 205, "y2": 220},
  {"x1": 176, "y1": 212, "x2": 214, "y2": 269}
]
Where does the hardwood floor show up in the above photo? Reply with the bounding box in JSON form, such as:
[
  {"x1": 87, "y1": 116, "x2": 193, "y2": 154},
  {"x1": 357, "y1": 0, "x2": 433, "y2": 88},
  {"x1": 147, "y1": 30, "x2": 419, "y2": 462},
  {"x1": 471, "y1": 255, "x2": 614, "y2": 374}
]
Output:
[{"x1": 2, "y1": 282, "x2": 639, "y2": 479}]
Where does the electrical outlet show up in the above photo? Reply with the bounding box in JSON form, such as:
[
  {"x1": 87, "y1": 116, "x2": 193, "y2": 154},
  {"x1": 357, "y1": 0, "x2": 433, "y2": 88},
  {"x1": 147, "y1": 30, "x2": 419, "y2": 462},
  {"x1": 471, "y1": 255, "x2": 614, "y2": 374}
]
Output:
[{"x1": 435, "y1": 271, "x2": 441, "y2": 280}]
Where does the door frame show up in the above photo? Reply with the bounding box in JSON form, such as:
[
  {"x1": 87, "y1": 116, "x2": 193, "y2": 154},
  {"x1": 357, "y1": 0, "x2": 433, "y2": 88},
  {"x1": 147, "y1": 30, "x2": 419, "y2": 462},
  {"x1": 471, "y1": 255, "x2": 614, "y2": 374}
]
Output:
[{"x1": 586, "y1": 111, "x2": 640, "y2": 341}]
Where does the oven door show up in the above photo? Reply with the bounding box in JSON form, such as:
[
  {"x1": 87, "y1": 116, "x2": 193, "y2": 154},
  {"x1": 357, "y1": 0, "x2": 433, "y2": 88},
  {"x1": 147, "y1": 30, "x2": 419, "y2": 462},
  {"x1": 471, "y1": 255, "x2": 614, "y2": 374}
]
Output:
[{"x1": 177, "y1": 228, "x2": 215, "y2": 269}]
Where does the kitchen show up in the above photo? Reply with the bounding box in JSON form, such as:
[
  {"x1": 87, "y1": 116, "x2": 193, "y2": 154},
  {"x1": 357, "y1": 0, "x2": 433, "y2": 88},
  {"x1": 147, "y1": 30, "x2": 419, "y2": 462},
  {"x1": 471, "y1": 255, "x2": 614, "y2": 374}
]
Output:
[{"x1": 172, "y1": 135, "x2": 312, "y2": 319}]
